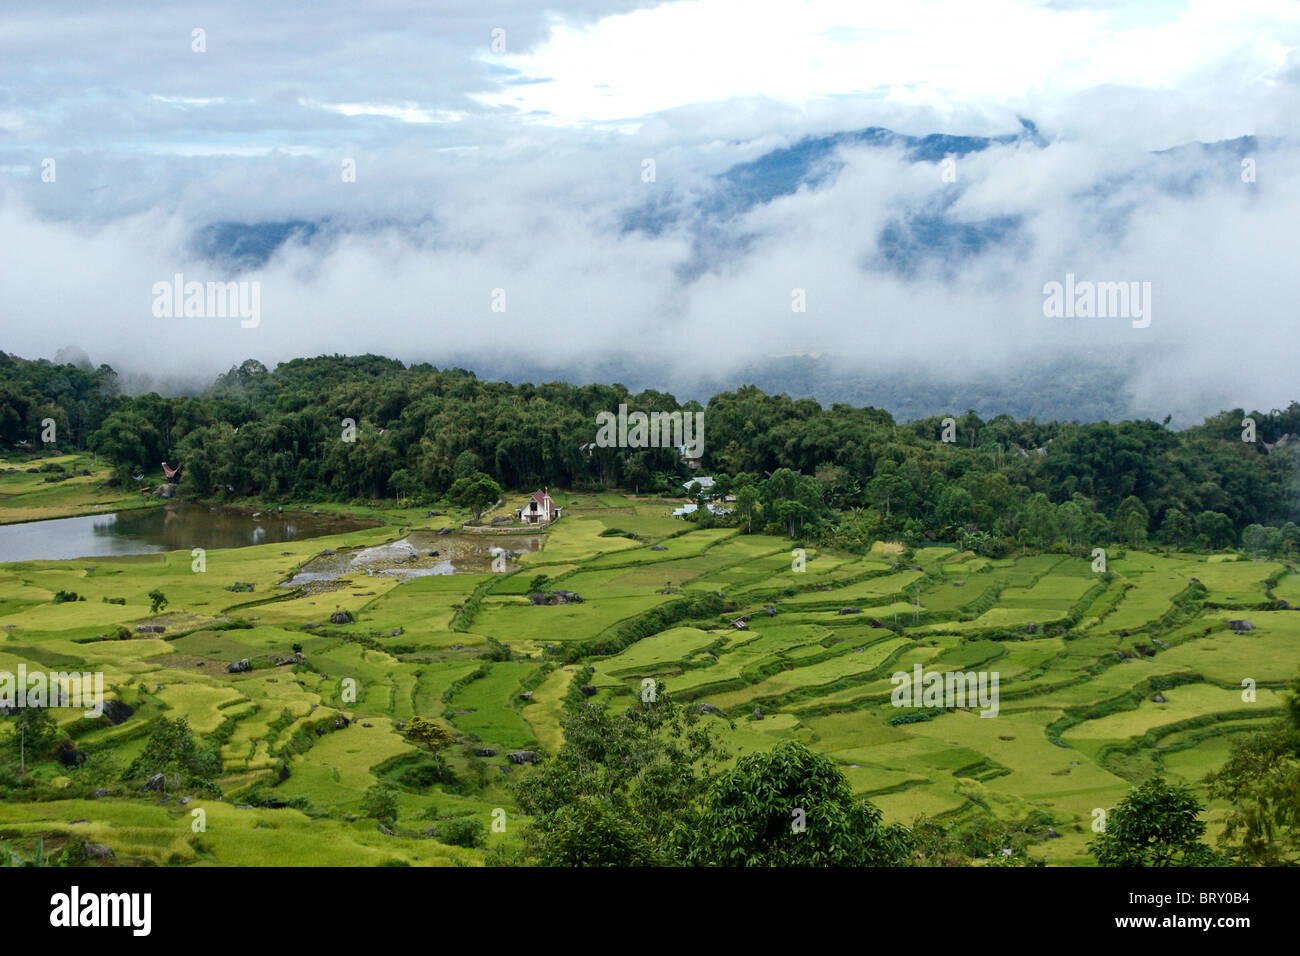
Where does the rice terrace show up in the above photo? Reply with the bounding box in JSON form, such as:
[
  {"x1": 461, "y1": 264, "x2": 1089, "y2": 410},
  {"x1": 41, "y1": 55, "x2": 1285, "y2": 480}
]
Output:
[{"x1": 0, "y1": 380, "x2": 1295, "y2": 867}]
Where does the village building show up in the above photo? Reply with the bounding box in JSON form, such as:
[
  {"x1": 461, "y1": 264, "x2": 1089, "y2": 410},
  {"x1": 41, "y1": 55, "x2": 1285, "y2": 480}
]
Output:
[
  {"x1": 516, "y1": 489, "x2": 561, "y2": 525},
  {"x1": 682, "y1": 475, "x2": 717, "y2": 496}
]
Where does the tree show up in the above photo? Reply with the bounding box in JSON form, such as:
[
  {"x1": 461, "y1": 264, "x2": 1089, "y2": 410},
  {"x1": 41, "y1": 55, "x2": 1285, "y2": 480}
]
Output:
[
  {"x1": 362, "y1": 785, "x2": 398, "y2": 826},
  {"x1": 148, "y1": 589, "x2": 168, "y2": 615},
  {"x1": 126, "y1": 716, "x2": 221, "y2": 788},
  {"x1": 447, "y1": 472, "x2": 503, "y2": 523},
  {"x1": 1114, "y1": 495, "x2": 1150, "y2": 548},
  {"x1": 8, "y1": 707, "x2": 58, "y2": 768},
  {"x1": 514, "y1": 687, "x2": 728, "y2": 866},
  {"x1": 403, "y1": 716, "x2": 456, "y2": 777},
  {"x1": 733, "y1": 484, "x2": 759, "y2": 534},
  {"x1": 1206, "y1": 673, "x2": 1300, "y2": 865},
  {"x1": 680, "y1": 741, "x2": 912, "y2": 866},
  {"x1": 1089, "y1": 777, "x2": 1217, "y2": 866}
]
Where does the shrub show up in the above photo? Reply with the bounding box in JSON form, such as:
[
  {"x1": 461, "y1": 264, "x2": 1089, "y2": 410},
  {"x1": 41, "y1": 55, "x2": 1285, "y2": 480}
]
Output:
[{"x1": 434, "y1": 817, "x2": 486, "y2": 849}]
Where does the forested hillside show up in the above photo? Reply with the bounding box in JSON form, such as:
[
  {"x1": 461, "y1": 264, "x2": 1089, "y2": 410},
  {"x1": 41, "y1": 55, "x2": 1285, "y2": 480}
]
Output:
[{"x1": 2, "y1": 351, "x2": 1296, "y2": 556}]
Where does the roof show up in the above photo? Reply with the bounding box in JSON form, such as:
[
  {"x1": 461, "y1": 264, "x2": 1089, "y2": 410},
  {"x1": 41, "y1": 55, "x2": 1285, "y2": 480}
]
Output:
[
  {"x1": 530, "y1": 489, "x2": 551, "y2": 504},
  {"x1": 682, "y1": 475, "x2": 715, "y2": 490}
]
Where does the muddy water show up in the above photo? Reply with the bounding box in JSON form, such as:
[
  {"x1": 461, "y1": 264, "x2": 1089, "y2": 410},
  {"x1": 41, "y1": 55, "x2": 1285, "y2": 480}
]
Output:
[
  {"x1": 284, "y1": 531, "x2": 546, "y2": 585},
  {"x1": 0, "y1": 504, "x2": 379, "y2": 563}
]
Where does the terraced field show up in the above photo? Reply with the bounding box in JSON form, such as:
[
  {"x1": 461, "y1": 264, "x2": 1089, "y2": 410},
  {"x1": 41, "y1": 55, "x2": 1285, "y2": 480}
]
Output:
[{"x1": 0, "y1": 476, "x2": 1295, "y2": 866}]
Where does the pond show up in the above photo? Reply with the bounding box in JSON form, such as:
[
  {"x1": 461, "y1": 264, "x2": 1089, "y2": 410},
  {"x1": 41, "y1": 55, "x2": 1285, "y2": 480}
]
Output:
[
  {"x1": 284, "y1": 530, "x2": 546, "y2": 585},
  {"x1": 0, "y1": 504, "x2": 380, "y2": 563}
]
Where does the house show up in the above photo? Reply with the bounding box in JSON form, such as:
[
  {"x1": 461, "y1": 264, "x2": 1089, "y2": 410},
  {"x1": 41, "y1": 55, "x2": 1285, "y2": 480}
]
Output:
[
  {"x1": 516, "y1": 490, "x2": 561, "y2": 525},
  {"x1": 682, "y1": 475, "x2": 716, "y2": 495},
  {"x1": 671, "y1": 502, "x2": 732, "y2": 518}
]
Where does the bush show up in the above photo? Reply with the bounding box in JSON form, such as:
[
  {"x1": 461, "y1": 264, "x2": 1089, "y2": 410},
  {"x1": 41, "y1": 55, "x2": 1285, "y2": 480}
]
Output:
[{"x1": 434, "y1": 817, "x2": 486, "y2": 849}]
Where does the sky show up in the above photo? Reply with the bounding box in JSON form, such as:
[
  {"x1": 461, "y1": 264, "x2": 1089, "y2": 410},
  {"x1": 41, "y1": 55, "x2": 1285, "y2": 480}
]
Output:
[{"x1": 1, "y1": 0, "x2": 1298, "y2": 418}]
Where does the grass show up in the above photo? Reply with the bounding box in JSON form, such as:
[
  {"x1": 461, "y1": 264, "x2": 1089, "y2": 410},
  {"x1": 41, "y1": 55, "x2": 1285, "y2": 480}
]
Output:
[{"x1": 0, "y1": 484, "x2": 1293, "y2": 865}]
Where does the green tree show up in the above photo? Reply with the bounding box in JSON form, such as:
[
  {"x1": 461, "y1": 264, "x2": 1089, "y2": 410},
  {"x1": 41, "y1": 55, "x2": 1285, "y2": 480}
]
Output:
[
  {"x1": 1089, "y1": 777, "x2": 1217, "y2": 866},
  {"x1": 447, "y1": 472, "x2": 503, "y2": 523},
  {"x1": 514, "y1": 688, "x2": 728, "y2": 866},
  {"x1": 8, "y1": 707, "x2": 58, "y2": 766},
  {"x1": 680, "y1": 741, "x2": 912, "y2": 866},
  {"x1": 362, "y1": 785, "x2": 398, "y2": 826},
  {"x1": 126, "y1": 716, "x2": 221, "y2": 788},
  {"x1": 148, "y1": 589, "x2": 168, "y2": 615},
  {"x1": 1206, "y1": 673, "x2": 1300, "y2": 865}
]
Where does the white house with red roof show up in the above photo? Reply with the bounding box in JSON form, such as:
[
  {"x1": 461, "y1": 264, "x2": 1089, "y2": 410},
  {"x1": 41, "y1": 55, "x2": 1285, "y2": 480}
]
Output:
[{"x1": 517, "y1": 489, "x2": 561, "y2": 525}]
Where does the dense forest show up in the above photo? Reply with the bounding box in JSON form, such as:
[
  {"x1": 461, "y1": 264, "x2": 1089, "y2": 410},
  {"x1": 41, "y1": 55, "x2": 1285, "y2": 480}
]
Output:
[{"x1": 2, "y1": 350, "x2": 1296, "y2": 556}]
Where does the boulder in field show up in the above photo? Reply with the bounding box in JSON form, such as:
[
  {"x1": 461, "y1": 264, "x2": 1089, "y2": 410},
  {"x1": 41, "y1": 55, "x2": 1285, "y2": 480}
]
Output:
[
  {"x1": 698, "y1": 703, "x2": 726, "y2": 717},
  {"x1": 507, "y1": 751, "x2": 539, "y2": 765},
  {"x1": 82, "y1": 843, "x2": 115, "y2": 860},
  {"x1": 1228, "y1": 619, "x2": 1256, "y2": 632},
  {"x1": 838, "y1": 607, "x2": 862, "y2": 615},
  {"x1": 330, "y1": 609, "x2": 354, "y2": 624},
  {"x1": 226, "y1": 659, "x2": 251, "y2": 673},
  {"x1": 475, "y1": 748, "x2": 497, "y2": 757},
  {"x1": 101, "y1": 699, "x2": 134, "y2": 725},
  {"x1": 752, "y1": 707, "x2": 763, "y2": 721},
  {"x1": 141, "y1": 773, "x2": 165, "y2": 793}
]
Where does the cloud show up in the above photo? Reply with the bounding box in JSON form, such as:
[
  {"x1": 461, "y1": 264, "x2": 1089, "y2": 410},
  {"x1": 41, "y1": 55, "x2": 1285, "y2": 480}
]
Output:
[{"x1": 1, "y1": 0, "x2": 1297, "y2": 423}]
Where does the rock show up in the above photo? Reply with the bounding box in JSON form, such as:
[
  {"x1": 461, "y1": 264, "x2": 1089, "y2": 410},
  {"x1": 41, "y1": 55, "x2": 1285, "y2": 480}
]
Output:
[
  {"x1": 135, "y1": 624, "x2": 166, "y2": 634},
  {"x1": 752, "y1": 707, "x2": 763, "y2": 720},
  {"x1": 319, "y1": 548, "x2": 335, "y2": 556},
  {"x1": 507, "y1": 750, "x2": 539, "y2": 765},
  {"x1": 1025, "y1": 622, "x2": 1038, "y2": 635},
  {"x1": 141, "y1": 773, "x2": 165, "y2": 793},
  {"x1": 436, "y1": 527, "x2": 452, "y2": 535},
  {"x1": 362, "y1": 721, "x2": 373, "y2": 728},
  {"x1": 1228, "y1": 619, "x2": 1256, "y2": 632},
  {"x1": 529, "y1": 590, "x2": 584, "y2": 606},
  {"x1": 837, "y1": 607, "x2": 862, "y2": 615},
  {"x1": 378, "y1": 824, "x2": 396, "y2": 836},
  {"x1": 178, "y1": 797, "x2": 191, "y2": 805},
  {"x1": 764, "y1": 605, "x2": 777, "y2": 616},
  {"x1": 475, "y1": 748, "x2": 497, "y2": 757},
  {"x1": 69, "y1": 819, "x2": 89, "y2": 825},
  {"x1": 391, "y1": 627, "x2": 403, "y2": 637},
  {"x1": 91, "y1": 788, "x2": 111, "y2": 799},
  {"x1": 55, "y1": 740, "x2": 87, "y2": 767},
  {"x1": 580, "y1": 684, "x2": 597, "y2": 697},
  {"x1": 157, "y1": 795, "x2": 172, "y2": 805},
  {"x1": 519, "y1": 690, "x2": 533, "y2": 699},
  {"x1": 952, "y1": 581, "x2": 964, "y2": 587},
  {"x1": 226, "y1": 659, "x2": 251, "y2": 673},
  {"x1": 697, "y1": 702, "x2": 726, "y2": 717},
  {"x1": 152, "y1": 482, "x2": 177, "y2": 499},
  {"x1": 330, "y1": 609, "x2": 354, "y2": 625},
  {"x1": 650, "y1": 545, "x2": 668, "y2": 551},
  {"x1": 1046, "y1": 827, "x2": 1061, "y2": 839},
  {"x1": 82, "y1": 843, "x2": 115, "y2": 860},
  {"x1": 870, "y1": 618, "x2": 886, "y2": 629},
  {"x1": 101, "y1": 699, "x2": 134, "y2": 725},
  {"x1": 1153, "y1": 693, "x2": 1167, "y2": 703}
]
